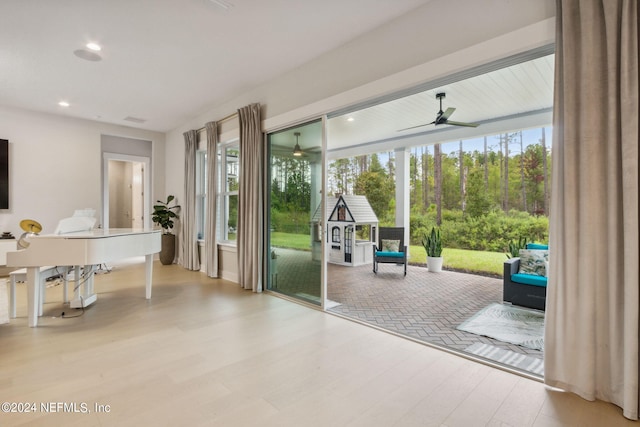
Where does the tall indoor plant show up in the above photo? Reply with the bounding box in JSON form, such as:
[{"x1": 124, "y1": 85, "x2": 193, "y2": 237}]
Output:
[
  {"x1": 422, "y1": 226, "x2": 443, "y2": 273},
  {"x1": 152, "y1": 195, "x2": 180, "y2": 265}
]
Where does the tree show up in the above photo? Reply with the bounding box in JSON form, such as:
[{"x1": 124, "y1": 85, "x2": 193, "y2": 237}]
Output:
[
  {"x1": 503, "y1": 133, "x2": 509, "y2": 212},
  {"x1": 519, "y1": 131, "x2": 527, "y2": 212},
  {"x1": 466, "y1": 169, "x2": 493, "y2": 217},
  {"x1": 483, "y1": 136, "x2": 488, "y2": 191},
  {"x1": 459, "y1": 140, "x2": 465, "y2": 213},
  {"x1": 285, "y1": 168, "x2": 311, "y2": 211},
  {"x1": 354, "y1": 153, "x2": 393, "y2": 219},
  {"x1": 422, "y1": 146, "x2": 429, "y2": 211},
  {"x1": 541, "y1": 127, "x2": 549, "y2": 215},
  {"x1": 523, "y1": 144, "x2": 545, "y2": 215},
  {"x1": 434, "y1": 143, "x2": 442, "y2": 225},
  {"x1": 329, "y1": 158, "x2": 352, "y2": 195}
]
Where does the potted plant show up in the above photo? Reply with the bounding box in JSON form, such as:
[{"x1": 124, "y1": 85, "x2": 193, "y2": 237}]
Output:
[
  {"x1": 152, "y1": 195, "x2": 180, "y2": 265},
  {"x1": 422, "y1": 226, "x2": 443, "y2": 273},
  {"x1": 506, "y1": 236, "x2": 528, "y2": 259}
]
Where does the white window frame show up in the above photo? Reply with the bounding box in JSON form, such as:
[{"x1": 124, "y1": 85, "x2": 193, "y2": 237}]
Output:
[{"x1": 218, "y1": 140, "x2": 239, "y2": 243}]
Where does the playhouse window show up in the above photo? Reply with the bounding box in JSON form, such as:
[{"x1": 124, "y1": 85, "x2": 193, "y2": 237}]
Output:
[{"x1": 332, "y1": 226, "x2": 340, "y2": 243}]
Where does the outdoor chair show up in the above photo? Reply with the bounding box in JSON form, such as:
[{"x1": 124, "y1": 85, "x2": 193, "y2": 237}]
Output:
[
  {"x1": 503, "y1": 243, "x2": 548, "y2": 311},
  {"x1": 373, "y1": 227, "x2": 407, "y2": 276}
]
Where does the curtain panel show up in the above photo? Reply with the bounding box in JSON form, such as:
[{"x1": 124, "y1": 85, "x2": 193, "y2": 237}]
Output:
[
  {"x1": 180, "y1": 129, "x2": 201, "y2": 271},
  {"x1": 545, "y1": 0, "x2": 639, "y2": 420},
  {"x1": 205, "y1": 121, "x2": 219, "y2": 278},
  {"x1": 237, "y1": 103, "x2": 264, "y2": 292}
]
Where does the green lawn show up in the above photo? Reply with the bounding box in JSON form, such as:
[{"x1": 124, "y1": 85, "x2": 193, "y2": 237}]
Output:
[
  {"x1": 270, "y1": 232, "x2": 312, "y2": 251},
  {"x1": 408, "y1": 245, "x2": 505, "y2": 277},
  {"x1": 270, "y1": 232, "x2": 505, "y2": 276}
]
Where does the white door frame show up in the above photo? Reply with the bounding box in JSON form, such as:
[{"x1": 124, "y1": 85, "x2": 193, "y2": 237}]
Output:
[{"x1": 103, "y1": 152, "x2": 151, "y2": 229}]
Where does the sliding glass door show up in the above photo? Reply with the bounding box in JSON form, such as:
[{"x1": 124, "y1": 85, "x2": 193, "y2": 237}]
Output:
[{"x1": 266, "y1": 120, "x2": 324, "y2": 306}]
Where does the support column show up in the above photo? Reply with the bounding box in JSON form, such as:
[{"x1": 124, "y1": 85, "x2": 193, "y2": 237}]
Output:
[{"x1": 394, "y1": 148, "x2": 410, "y2": 255}]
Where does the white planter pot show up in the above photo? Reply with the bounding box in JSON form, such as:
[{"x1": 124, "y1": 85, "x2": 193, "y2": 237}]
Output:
[{"x1": 427, "y1": 256, "x2": 443, "y2": 273}]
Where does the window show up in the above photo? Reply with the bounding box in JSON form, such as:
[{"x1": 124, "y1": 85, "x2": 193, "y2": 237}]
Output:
[
  {"x1": 195, "y1": 140, "x2": 240, "y2": 244},
  {"x1": 196, "y1": 151, "x2": 207, "y2": 240},
  {"x1": 219, "y1": 144, "x2": 239, "y2": 242},
  {"x1": 332, "y1": 226, "x2": 340, "y2": 243}
]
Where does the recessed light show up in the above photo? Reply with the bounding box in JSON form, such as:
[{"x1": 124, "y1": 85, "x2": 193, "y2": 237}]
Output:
[
  {"x1": 86, "y1": 42, "x2": 102, "y2": 51},
  {"x1": 347, "y1": 117, "x2": 355, "y2": 122},
  {"x1": 58, "y1": 101, "x2": 70, "y2": 107}
]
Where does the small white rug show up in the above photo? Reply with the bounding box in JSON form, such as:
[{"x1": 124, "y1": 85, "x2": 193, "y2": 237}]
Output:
[
  {"x1": 465, "y1": 342, "x2": 544, "y2": 376},
  {"x1": 457, "y1": 303, "x2": 544, "y2": 351}
]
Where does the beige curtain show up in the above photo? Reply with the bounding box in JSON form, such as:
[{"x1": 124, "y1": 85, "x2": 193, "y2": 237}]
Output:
[
  {"x1": 545, "y1": 0, "x2": 639, "y2": 420},
  {"x1": 205, "y1": 121, "x2": 219, "y2": 278},
  {"x1": 180, "y1": 129, "x2": 201, "y2": 271},
  {"x1": 237, "y1": 103, "x2": 264, "y2": 292}
]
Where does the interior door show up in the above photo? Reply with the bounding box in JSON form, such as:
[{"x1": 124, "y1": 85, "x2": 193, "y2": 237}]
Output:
[{"x1": 103, "y1": 153, "x2": 150, "y2": 230}]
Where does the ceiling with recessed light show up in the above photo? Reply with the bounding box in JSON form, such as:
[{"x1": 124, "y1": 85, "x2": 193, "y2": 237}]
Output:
[
  {"x1": 0, "y1": 0, "x2": 431, "y2": 133},
  {"x1": 268, "y1": 52, "x2": 554, "y2": 157}
]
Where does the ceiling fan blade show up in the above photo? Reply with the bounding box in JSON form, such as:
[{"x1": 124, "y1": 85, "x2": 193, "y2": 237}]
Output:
[
  {"x1": 439, "y1": 107, "x2": 456, "y2": 121},
  {"x1": 397, "y1": 121, "x2": 434, "y2": 132},
  {"x1": 444, "y1": 120, "x2": 480, "y2": 128}
]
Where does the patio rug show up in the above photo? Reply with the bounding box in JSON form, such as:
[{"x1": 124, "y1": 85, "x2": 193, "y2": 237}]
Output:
[
  {"x1": 456, "y1": 303, "x2": 544, "y2": 351},
  {"x1": 465, "y1": 342, "x2": 544, "y2": 376}
]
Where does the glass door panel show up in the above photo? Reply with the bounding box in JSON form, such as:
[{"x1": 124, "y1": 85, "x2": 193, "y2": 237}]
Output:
[{"x1": 267, "y1": 120, "x2": 323, "y2": 305}]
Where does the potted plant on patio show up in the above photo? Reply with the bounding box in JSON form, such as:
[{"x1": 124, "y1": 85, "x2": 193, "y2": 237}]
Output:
[
  {"x1": 506, "y1": 236, "x2": 528, "y2": 259},
  {"x1": 152, "y1": 195, "x2": 180, "y2": 265},
  {"x1": 422, "y1": 226, "x2": 443, "y2": 273}
]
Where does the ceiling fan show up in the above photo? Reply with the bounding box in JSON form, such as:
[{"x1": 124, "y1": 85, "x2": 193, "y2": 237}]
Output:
[
  {"x1": 399, "y1": 92, "x2": 479, "y2": 131},
  {"x1": 292, "y1": 132, "x2": 304, "y2": 157}
]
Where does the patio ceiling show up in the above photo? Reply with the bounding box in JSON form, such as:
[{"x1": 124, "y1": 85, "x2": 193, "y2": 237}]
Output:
[{"x1": 273, "y1": 52, "x2": 555, "y2": 159}]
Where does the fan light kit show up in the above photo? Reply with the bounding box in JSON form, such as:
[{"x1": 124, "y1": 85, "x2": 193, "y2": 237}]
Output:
[{"x1": 292, "y1": 132, "x2": 303, "y2": 157}]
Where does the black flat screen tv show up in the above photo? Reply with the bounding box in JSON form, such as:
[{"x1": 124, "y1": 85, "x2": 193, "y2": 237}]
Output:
[{"x1": 0, "y1": 139, "x2": 8, "y2": 209}]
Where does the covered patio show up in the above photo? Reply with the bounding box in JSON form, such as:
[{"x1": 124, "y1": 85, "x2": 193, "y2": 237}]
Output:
[{"x1": 270, "y1": 248, "x2": 544, "y2": 377}]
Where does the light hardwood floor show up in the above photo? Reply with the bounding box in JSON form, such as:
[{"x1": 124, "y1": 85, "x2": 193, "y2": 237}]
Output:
[{"x1": 0, "y1": 258, "x2": 635, "y2": 427}]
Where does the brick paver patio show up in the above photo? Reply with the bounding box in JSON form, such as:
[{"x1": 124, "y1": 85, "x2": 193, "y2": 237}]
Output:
[{"x1": 269, "y1": 248, "x2": 543, "y2": 376}]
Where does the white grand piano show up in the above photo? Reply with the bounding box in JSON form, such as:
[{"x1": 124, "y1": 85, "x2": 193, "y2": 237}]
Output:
[{"x1": 7, "y1": 228, "x2": 161, "y2": 327}]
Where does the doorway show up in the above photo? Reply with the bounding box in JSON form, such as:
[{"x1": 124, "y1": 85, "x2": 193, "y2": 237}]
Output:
[
  {"x1": 102, "y1": 153, "x2": 151, "y2": 229},
  {"x1": 266, "y1": 120, "x2": 325, "y2": 306}
]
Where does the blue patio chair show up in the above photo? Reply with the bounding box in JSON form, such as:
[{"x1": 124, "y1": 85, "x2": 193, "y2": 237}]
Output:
[{"x1": 373, "y1": 227, "x2": 407, "y2": 276}]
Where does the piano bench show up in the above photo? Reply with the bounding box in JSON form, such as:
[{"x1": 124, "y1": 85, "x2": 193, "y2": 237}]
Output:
[{"x1": 9, "y1": 266, "x2": 68, "y2": 318}]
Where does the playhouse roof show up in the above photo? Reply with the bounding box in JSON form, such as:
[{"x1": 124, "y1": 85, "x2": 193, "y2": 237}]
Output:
[{"x1": 312, "y1": 194, "x2": 378, "y2": 223}]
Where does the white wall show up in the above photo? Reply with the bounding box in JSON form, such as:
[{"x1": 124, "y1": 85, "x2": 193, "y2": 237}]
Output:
[
  {"x1": 163, "y1": 0, "x2": 555, "y2": 276},
  {"x1": 0, "y1": 106, "x2": 165, "y2": 238},
  {"x1": 165, "y1": 0, "x2": 555, "y2": 199}
]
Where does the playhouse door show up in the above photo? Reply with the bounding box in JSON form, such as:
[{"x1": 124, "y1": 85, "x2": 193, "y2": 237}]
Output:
[
  {"x1": 344, "y1": 225, "x2": 353, "y2": 263},
  {"x1": 329, "y1": 225, "x2": 342, "y2": 263}
]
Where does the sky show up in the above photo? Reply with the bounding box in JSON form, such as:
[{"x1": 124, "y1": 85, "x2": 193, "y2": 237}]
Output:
[{"x1": 419, "y1": 126, "x2": 552, "y2": 156}]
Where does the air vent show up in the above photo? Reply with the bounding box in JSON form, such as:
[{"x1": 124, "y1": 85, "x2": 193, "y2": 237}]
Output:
[{"x1": 123, "y1": 116, "x2": 147, "y2": 124}]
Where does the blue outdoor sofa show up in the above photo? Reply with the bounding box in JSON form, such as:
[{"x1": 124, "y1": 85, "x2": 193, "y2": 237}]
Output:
[{"x1": 503, "y1": 243, "x2": 548, "y2": 311}]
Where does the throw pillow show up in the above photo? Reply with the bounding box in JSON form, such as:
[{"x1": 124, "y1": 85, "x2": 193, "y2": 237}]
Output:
[
  {"x1": 381, "y1": 239, "x2": 400, "y2": 252},
  {"x1": 544, "y1": 260, "x2": 550, "y2": 277},
  {"x1": 518, "y1": 249, "x2": 548, "y2": 277}
]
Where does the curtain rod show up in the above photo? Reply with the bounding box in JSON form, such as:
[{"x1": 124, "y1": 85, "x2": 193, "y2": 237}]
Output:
[{"x1": 196, "y1": 111, "x2": 238, "y2": 132}]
